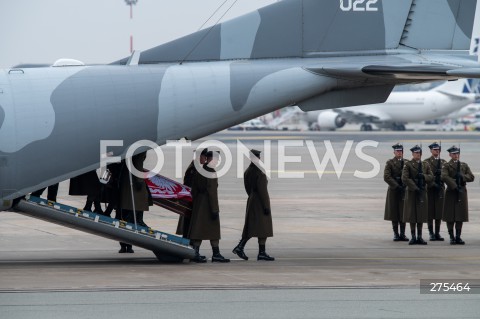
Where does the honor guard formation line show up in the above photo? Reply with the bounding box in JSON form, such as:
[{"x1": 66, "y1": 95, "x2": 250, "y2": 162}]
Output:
[
  {"x1": 384, "y1": 142, "x2": 475, "y2": 246},
  {"x1": 27, "y1": 139, "x2": 477, "y2": 264}
]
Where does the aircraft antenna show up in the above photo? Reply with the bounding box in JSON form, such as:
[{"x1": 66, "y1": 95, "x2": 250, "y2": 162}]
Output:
[
  {"x1": 180, "y1": 0, "x2": 239, "y2": 65},
  {"x1": 125, "y1": 0, "x2": 139, "y2": 53},
  {"x1": 197, "y1": 0, "x2": 230, "y2": 32}
]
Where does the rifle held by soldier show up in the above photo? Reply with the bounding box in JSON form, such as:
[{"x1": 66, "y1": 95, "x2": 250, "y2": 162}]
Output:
[
  {"x1": 434, "y1": 158, "x2": 443, "y2": 199},
  {"x1": 415, "y1": 161, "x2": 425, "y2": 203},
  {"x1": 455, "y1": 160, "x2": 464, "y2": 202},
  {"x1": 395, "y1": 159, "x2": 406, "y2": 200}
]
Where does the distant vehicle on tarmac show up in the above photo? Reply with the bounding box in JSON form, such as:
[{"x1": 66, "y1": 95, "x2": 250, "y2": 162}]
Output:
[
  {"x1": 469, "y1": 121, "x2": 480, "y2": 131},
  {"x1": 228, "y1": 119, "x2": 270, "y2": 131}
]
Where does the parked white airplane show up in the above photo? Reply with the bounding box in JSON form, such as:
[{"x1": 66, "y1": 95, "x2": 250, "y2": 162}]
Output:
[{"x1": 303, "y1": 79, "x2": 480, "y2": 131}]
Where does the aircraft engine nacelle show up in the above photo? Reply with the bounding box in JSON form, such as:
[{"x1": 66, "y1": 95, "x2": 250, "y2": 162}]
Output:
[{"x1": 315, "y1": 111, "x2": 346, "y2": 130}]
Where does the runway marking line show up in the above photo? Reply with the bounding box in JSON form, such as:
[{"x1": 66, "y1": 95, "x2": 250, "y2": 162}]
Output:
[
  {"x1": 269, "y1": 170, "x2": 359, "y2": 174},
  {"x1": 279, "y1": 256, "x2": 480, "y2": 261},
  {"x1": 223, "y1": 136, "x2": 307, "y2": 140}
]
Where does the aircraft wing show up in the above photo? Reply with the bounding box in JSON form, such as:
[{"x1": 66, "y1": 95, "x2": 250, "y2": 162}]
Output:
[{"x1": 333, "y1": 108, "x2": 391, "y2": 124}]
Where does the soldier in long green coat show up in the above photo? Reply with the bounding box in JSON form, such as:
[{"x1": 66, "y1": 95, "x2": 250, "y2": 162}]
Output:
[
  {"x1": 232, "y1": 149, "x2": 274, "y2": 261},
  {"x1": 187, "y1": 151, "x2": 229, "y2": 263},
  {"x1": 402, "y1": 145, "x2": 433, "y2": 245},
  {"x1": 384, "y1": 143, "x2": 409, "y2": 241},
  {"x1": 423, "y1": 142, "x2": 446, "y2": 241},
  {"x1": 176, "y1": 148, "x2": 208, "y2": 237},
  {"x1": 441, "y1": 146, "x2": 475, "y2": 245},
  {"x1": 118, "y1": 152, "x2": 151, "y2": 253}
]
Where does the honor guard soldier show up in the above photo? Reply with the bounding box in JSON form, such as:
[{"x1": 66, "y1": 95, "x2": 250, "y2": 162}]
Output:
[
  {"x1": 187, "y1": 151, "x2": 230, "y2": 263},
  {"x1": 232, "y1": 149, "x2": 274, "y2": 261},
  {"x1": 423, "y1": 142, "x2": 446, "y2": 241},
  {"x1": 176, "y1": 148, "x2": 208, "y2": 238},
  {"x1": 118, "y1": 152, "x2": 152, "y2": 253},
  {"x1": 441, "y1": 146, "x2": 475, "y2": 245},
  {"x1": 383, "y1": 143, "x2": 409, "y2": 241},
  {"x1": 402, "y1": 145, "x2": 433, "y2": 245}
]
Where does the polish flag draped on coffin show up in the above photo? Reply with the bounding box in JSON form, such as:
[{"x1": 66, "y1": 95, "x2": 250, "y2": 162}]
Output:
[{"x1": 146, "y1": 174, "x2": 192, "y2": 217}]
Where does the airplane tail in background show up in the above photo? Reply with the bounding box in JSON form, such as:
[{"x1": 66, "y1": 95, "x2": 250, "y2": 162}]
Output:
[
  {"x1": 433, "y1": 79, "x2": 480, "y2": 96},
  {"x1": 116, "y1": 0, "x2": 478, "y2": 64}
]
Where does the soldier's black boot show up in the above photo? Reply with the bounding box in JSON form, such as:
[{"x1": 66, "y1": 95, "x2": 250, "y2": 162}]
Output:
[
  {"x1": 416, "y1": 227, "x2": 427, "y2": 245},
  {"x1": 126, "y1": 244, "x2": 134, "y2": 253},
  {"x1": 408, "y1": 236, "x2": 417, "y2": 245},
  {"x1": 428, "y1": 220, "x2": 436, "y2": 241},
  {"x1": 118, "y1": 243, "x2": 127, "y2": 253},
  {"x1": 103, "y1": 204, "x2": 114, "y2": 217},
  {"x1": 409, "y1": 225, "x2": 416, "y2": 245},
  {"x1": 232, "y1": 239, "x2": 249, "y2": 260},
  {"x1": 83, "y1": 200, "x2": 93, "y2": 212},
  {"x1": 392, "y1": 221, "x2": 400, "y2": 241},
  {"x1": 212, "y1": 247, "x2": 230, "y2": 263},
  {"x1": 93, "y1": 201, "x2": 104, "y2": 215},
  {"x1": 191, "y1": 246, "x2": 207, "y2": 263},
  {"x1": 257, "y1": 245, "x2": 275, "y2": 261},
  {"x1": 455, "y1": 226, "x2": 465, "y2": 245},
  {"x1": 434, "y1": 220, "x2": 444, "y2": 241},
  {"x1": 399, "y1": 223, "x2": 409, "y2": 241},
  {"x1": 448, "y1": 230, "x2": 456, "y2": 245}
]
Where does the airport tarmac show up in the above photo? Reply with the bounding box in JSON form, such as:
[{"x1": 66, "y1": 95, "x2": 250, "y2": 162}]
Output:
[{"x1": 1, "y1": 131, "x2": 480, "y2": 318}]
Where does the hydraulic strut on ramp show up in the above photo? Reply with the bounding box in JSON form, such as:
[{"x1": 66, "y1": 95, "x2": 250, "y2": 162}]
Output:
[{"x1": 15, "y1": 196, "x2": 195, "y2": 262}]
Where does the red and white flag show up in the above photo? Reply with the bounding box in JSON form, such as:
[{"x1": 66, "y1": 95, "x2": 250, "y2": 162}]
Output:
[{"x1": 146, "y1": 175, "x2": 192, "y2": 202}]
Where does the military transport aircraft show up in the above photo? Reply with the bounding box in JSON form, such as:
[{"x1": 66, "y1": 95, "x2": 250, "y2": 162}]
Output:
[{"x1": 1, "y1": 0, "x2": 480, "y2": 260}]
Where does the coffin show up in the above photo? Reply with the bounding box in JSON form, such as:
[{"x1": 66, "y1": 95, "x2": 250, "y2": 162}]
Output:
[{"x1": 146, "y1": 174, "x2": 192, "y2": 217}]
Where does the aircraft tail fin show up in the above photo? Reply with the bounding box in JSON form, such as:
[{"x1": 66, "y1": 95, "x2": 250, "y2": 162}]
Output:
[
  {"x1": 400, "y1": 0, "x2": 477, "y2": 50},
  {"x1": 433, "y1": 79, "x2": 480, "y2": 96},
  {"x1": 116, "y1": 0, "x2": 477, "y2": 65}
]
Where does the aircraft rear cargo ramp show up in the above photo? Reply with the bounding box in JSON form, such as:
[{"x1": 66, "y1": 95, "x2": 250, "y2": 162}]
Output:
[{"x1": 14, "y1": 196, "x2": 195, "y2": 262}]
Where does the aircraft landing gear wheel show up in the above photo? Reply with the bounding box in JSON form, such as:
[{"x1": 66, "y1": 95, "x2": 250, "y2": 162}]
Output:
[
  {"x1": 153, "y1": 251, "x2": 184, "y2": 263},
  {"x1": 361, "y1": 124, "x2": 373, "y2": 131}
]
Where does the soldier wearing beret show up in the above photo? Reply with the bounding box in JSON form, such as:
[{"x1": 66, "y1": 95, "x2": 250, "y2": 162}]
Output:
[
  {"x1": 384, "y1": 143, "x2": 409, "y2": 241},
  {"x1": 188, "y1": 151, "x2": 230, "y2": 262},
  {"x1": 402, "y1": 145, "x2": 433, "y2": 245},
  {"x1": 233, "y1": 149, "x2": 274, "y2": 261},
  {"x1": 423, "y1": 142, "x2": 446, "y2": 241},
  {"x1": 441, "y1": 146, "x2": 475, "y2": 245}
]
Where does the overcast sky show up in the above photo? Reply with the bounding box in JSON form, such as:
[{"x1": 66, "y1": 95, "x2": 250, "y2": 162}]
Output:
[{"x1": 0, "y1": 0, "x2": 276, "y2": 68}]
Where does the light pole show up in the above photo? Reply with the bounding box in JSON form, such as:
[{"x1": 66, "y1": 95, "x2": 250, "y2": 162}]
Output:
[{"x1": 124, "y1": 0, "x2": 138, "y2": 53}]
